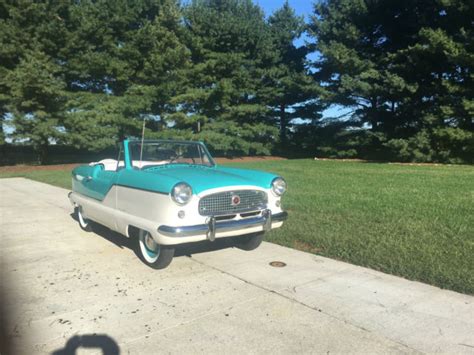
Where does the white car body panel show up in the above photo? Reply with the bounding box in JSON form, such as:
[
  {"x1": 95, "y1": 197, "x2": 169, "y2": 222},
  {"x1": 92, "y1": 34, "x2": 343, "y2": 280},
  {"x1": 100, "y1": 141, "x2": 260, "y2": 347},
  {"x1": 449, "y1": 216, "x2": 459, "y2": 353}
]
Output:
[{"x1": 69, "y1": 184, "x2": 284, "y2": 246}]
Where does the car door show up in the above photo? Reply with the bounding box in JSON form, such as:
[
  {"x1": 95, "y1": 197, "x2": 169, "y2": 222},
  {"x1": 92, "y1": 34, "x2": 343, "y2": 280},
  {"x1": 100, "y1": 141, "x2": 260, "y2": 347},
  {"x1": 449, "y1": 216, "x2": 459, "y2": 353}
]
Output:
[
  {"x1": 76, "y1": 164, "x2": 118, "y2": 227},
  {"x1": 82, "y1": 165, "x2": 118, "y2": 202}
]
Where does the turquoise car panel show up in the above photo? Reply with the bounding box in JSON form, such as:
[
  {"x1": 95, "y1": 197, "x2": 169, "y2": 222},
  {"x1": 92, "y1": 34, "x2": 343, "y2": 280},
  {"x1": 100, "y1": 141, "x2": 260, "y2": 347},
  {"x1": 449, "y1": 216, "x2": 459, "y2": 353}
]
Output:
[
  {"x1": 115, "y1": 168, "x2": 179, "y2": 195},
  {"x1": 123, "y1": 139, "x2": 132, "y2": 169},
  {"x1": 72, "y1": 163, "x2": 278, "y2": 199},
  {"x1": 142, "y1": 165, "x2": 276, "y2": 194},
  {"x1": 72, "y1": 165, "x2": 118, "y2": 201},
  {"x1": 72, "y1": 139, "x2": 280, "y2": 200}
]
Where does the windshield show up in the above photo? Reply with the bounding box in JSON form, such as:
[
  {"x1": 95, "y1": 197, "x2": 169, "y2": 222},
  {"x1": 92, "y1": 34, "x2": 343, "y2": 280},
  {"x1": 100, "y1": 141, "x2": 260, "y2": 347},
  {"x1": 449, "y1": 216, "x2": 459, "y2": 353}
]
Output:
[{"x1": 128, "y1": 141, "x2": 214, "y2": 169}]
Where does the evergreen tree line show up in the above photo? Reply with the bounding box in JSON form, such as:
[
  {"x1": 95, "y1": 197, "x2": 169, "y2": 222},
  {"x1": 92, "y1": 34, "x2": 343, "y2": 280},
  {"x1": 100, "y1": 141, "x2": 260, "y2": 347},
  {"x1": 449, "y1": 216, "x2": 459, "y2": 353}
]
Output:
[{"x1": 0, "y1": 0, "x2": 472, "y2": 164}]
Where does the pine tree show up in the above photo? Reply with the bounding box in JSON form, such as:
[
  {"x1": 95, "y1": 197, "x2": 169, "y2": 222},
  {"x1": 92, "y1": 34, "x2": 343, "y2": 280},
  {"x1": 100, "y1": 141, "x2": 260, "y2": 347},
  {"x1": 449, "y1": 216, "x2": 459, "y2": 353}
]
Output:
[
  {"x1": 309, "y1": 0, "x2": 473, "y2": 163},
  {"x1": 0, "y1": 1, "x2": 69, "y2": 162},
  {"x1": 262, "y1": 1, "x2": 324, "y2": 147},
  {"x1": 63, "y1": 0, "x2": 189, "y2": 147},
  {"x1": 178, "y1": 0, "x2": 278, "y2": 155},
  {"x1": 6, "y1": 50, "x2": 67, "y2": 163}
]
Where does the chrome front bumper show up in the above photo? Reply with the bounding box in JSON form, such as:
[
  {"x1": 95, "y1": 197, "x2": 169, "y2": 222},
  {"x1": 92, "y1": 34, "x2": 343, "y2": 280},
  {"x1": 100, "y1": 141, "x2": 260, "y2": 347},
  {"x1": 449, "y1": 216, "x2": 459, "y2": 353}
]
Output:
[{"x1": 158, "y1": 210, "x2": 288, "y2": 240}]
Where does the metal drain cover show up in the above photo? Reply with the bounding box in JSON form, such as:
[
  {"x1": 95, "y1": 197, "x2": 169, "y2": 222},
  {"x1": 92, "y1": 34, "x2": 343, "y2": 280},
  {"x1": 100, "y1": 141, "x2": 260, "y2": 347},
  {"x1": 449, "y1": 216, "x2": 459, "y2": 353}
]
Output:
[{"x1": 269, "y1": 261, "x2": 287, "y2": 268}]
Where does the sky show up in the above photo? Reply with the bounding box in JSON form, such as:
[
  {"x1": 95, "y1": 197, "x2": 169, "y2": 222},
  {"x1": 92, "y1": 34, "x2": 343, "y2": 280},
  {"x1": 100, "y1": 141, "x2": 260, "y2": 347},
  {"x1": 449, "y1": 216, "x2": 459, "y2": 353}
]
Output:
[
  {"x1": 254, "y1": 0, "x2": 314, "y2": 19},
  {"x1": 255, "y1": 0, "x2": 315, "y2": 48},
  {"x1": 255, "y1": 0, "x2": 352, "y2": 120}
]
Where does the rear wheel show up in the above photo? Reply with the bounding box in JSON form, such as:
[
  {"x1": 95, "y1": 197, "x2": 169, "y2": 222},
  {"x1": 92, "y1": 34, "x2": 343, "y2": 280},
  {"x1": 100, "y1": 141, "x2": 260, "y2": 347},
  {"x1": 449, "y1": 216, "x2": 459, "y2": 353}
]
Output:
[
  {"x1": 137, "y1": 229, "x2": 174, "y2": 269},
  {"x1": 235, "y1": 232, "x2": 264, "y2": 251},
  {"x1": 75, "y1": 206, "x2": 92, "y2": 232}
]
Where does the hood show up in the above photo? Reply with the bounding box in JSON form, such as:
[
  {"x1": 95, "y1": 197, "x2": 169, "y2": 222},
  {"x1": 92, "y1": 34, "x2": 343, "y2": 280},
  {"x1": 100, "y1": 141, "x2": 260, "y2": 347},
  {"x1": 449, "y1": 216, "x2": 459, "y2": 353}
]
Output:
[{"x1": 146, "y1": 164, "x2": 277, "y2": 194}]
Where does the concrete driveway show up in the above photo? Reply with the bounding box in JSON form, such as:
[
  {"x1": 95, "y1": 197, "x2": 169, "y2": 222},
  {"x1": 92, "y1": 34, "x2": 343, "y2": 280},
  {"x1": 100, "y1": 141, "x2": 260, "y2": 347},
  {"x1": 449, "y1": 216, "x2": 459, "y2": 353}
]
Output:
[{"x1": 1, "y1": 178, "x2": 473, "y2": 354}]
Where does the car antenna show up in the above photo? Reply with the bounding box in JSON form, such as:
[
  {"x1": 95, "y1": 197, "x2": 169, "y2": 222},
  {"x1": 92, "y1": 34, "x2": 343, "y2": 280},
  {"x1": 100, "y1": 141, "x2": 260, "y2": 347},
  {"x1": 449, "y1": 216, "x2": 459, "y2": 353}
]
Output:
[{"x1": 139, "y1": 117, "x2": 146, "y2": 166}]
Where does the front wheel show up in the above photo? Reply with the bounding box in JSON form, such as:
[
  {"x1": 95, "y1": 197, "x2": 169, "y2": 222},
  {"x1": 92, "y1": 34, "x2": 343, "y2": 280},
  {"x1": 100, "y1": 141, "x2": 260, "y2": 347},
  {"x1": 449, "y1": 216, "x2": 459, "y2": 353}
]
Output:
[
  {"x1": 234, "y1": 232, "x2": 264, "y2": 251},
  {"x1": 137, "y1": 229, "x2": 174, "y2": 269}
]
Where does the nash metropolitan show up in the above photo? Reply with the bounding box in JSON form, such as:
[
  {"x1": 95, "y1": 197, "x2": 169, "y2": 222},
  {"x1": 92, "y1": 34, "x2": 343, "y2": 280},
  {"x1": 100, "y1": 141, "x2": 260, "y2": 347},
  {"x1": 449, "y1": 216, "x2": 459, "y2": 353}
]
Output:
[{"x1": 69, "y1": 139, "x2": 288, "y2": 269}]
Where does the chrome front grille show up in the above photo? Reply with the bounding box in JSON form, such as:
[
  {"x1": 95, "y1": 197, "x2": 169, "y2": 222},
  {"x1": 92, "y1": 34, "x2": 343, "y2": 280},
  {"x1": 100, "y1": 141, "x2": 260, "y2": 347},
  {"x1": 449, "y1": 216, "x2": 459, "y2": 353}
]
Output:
[{"x1": 199, "y1": 190, "x2": 267, "y2": 216}]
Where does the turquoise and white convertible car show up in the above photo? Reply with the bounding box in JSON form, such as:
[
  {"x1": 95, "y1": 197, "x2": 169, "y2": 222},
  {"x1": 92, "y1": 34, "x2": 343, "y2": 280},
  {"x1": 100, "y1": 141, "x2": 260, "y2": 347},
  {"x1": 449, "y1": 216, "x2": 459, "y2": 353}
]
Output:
[{"x1": 69, "y1": 139, "x2": 287, "y2": 269}]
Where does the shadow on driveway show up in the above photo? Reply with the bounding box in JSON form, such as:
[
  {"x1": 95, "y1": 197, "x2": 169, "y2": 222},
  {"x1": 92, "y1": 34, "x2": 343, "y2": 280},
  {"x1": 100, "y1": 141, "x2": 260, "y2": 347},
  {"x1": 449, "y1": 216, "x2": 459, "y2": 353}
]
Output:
[
  {"x1": 69, "y1": 213, "x2": 236, "y2": 258},
  {"x1": 52, "y1": 334, "x2": 120, "y2": 355}
]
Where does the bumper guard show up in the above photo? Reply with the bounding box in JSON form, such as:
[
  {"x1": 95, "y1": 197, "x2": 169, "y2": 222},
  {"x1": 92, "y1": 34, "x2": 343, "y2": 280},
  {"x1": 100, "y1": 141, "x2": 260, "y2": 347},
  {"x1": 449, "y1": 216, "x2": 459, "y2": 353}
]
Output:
[{"x1": 158, "y1": 210, "x2": 288, "y2": 240}]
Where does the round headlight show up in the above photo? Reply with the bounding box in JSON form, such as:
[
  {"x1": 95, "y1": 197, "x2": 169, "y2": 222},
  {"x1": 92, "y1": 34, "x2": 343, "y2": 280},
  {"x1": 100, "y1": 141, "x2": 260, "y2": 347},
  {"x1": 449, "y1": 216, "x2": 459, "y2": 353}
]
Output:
[
  {"x1": 171, "y1": 182, "x2": 193, "y2": 205},
  {"x1": 271, "y1": 177, "x2": 287, "y2": 196}
]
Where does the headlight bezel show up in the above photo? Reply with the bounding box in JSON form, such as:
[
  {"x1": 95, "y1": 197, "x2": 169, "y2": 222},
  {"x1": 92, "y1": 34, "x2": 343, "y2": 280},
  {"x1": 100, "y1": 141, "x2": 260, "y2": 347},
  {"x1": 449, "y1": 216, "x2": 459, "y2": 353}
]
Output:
[
  {"x1": 171, "y1": 182, "x2": 193, "y2": 205},
  {"x1": 271, "y1": 177, "x2": 287, "y2": 196}
]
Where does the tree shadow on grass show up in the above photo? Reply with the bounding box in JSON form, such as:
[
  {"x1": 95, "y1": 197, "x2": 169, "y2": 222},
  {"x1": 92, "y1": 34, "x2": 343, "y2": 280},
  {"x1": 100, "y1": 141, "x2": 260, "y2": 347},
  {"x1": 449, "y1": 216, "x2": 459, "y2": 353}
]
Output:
[{"x1": 69, "y1": 213, "x2": 236, "y2": 258}]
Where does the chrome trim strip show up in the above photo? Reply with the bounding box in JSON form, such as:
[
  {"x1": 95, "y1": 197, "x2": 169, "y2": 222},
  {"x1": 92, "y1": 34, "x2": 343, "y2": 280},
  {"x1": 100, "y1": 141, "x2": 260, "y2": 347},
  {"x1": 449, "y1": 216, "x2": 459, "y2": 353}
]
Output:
[{"x1": 158, "y1": 211, "x2": 287, "y2": 238}]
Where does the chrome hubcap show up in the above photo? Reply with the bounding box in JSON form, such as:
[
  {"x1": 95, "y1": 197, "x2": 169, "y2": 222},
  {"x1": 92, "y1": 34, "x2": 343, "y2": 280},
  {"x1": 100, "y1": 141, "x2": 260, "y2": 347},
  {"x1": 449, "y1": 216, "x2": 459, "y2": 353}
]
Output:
[{"x1": 144, "y1": 234, "x2": 158, "y2": 252}]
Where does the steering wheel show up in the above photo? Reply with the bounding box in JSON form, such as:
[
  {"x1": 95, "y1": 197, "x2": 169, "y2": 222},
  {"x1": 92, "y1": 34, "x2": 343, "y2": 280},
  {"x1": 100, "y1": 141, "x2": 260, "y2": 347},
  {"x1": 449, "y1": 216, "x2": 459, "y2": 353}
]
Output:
[
  {"x1": 169, "y1": 154, "x2": 184, "y2": 164},
  {"x1": 170, "y1": 155, "x2": 197, "y2": 164}
]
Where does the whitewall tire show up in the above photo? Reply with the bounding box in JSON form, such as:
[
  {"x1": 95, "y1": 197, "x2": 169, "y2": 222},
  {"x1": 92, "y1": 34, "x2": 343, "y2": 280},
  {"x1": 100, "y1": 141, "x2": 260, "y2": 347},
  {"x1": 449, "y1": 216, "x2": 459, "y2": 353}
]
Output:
[
  {"x1": 75, "y1": 206, "x2": 92, "y2": 232},
  {"x1": 137, "y1": 229, "x2": 174, "y2": 269}
]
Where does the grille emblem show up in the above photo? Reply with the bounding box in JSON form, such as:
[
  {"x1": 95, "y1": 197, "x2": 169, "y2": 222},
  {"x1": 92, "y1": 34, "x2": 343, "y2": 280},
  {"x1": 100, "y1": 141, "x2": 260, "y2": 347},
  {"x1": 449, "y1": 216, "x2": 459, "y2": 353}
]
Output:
[
  {"x1": 198, "y1": 190, "x2": 267, "y2": 216},
  {"x1": 231, "y1": 194, "x2": 241, "y2": 206}
]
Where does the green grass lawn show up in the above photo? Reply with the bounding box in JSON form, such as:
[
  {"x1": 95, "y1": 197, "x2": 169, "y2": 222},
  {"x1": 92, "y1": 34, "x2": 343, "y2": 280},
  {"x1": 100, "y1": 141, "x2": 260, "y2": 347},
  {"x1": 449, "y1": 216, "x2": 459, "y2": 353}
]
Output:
[
  {"x1": 1, "y1": 160, "x2": 473, "y2": 294},
  {"x1": 0, "y1": 170, "x2": 72, "y2": 189}
]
